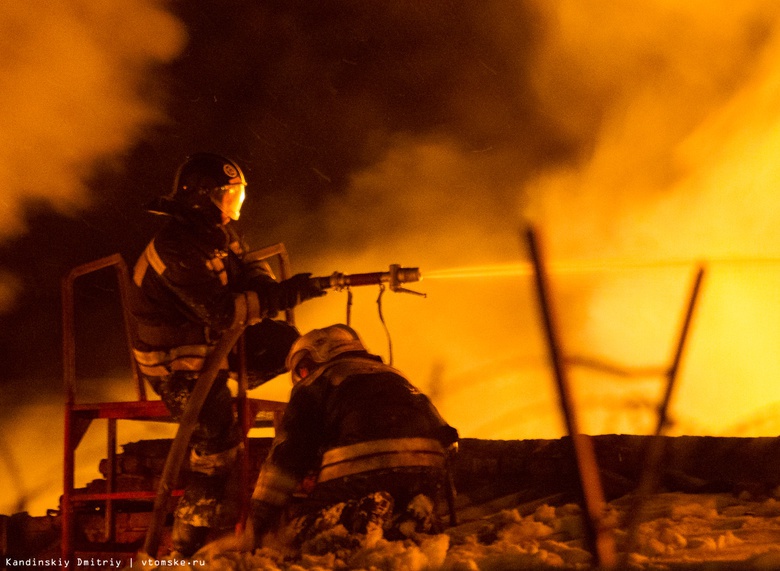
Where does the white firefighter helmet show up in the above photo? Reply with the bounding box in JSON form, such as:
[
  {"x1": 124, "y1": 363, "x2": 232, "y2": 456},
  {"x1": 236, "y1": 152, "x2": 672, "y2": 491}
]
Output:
[{"x1": 286, "y1": 324, "x2": 367, "y2": 384}]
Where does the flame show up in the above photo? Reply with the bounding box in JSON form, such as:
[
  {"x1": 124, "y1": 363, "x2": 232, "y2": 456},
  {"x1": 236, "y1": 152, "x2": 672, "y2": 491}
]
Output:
[
  {"x1": 280, "y1": 1, "x2": 780, "y2": 443},
  {"x1": 7, "y1": 0, "x2": 780, "y2": 516}
]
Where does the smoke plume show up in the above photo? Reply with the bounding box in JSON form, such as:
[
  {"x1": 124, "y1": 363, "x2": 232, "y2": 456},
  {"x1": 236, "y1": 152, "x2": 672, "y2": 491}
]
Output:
[
  {"x1": 261, "y1": 0, "x2": 780, "y2": 440},
  {"x1": 0, "y1": 0, "x2": 184, "y2": 514},
  {"x1": 0, "y1": 0, "x2": 184, "y2": 280},
  {"x1": 521, "y1": 0, "x2": 780, "y2": 436}
]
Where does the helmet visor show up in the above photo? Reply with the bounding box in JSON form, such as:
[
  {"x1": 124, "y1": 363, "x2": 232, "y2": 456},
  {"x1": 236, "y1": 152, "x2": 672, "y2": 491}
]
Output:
[{"x1": 213, "y1": 184, "x2": 246, "y2": 220}]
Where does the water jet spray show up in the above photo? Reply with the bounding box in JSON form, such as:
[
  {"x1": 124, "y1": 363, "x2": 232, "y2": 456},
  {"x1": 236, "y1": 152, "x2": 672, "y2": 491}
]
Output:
[{"x1": 424, "y1": 256, "x2": 780, "y2": 282}]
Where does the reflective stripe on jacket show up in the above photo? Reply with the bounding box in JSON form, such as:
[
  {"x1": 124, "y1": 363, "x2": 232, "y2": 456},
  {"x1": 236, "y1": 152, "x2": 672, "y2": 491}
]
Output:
[
  {"x1": 132, "y1": 344, "x2": 228, "y2": 377},
  {"x1": 317, "y1": 437, "x2": 446, "y2": 483}
]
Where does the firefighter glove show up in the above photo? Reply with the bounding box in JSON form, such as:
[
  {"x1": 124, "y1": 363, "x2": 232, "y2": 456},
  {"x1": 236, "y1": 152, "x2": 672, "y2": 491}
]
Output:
[
  {"x1": 254, "y1": 273, "x2": 324, "y2": 317},
  {"x1": 279, "y1": 273, "x2": 325, "y2": 306}
]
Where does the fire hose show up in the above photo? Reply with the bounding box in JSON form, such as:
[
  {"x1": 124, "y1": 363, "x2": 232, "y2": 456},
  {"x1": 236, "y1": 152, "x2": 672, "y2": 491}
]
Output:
[{"x1": 142, "y1": 264, "x2": 427, "y2": 556}]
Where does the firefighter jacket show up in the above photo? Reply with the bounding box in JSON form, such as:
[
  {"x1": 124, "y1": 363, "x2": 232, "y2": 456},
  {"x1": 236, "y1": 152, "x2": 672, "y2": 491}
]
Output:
[
  {"x1": 129, "y1": 209, "x2": 275, "y2": 377},
  {"x1": 252, "y1": 353, "x2": 459, "y2": 507}
]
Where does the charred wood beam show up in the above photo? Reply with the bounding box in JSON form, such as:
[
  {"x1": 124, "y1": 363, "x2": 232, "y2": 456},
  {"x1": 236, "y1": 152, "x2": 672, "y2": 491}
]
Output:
[{"x1": 524, "y1": 226, "x2": 617, "y2": 570}]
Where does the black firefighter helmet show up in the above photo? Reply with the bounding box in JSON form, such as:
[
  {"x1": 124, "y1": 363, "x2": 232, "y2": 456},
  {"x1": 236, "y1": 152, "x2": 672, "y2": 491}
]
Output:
[{"x1": 147, "y1": 153, "x2": 247, "y2": 222}]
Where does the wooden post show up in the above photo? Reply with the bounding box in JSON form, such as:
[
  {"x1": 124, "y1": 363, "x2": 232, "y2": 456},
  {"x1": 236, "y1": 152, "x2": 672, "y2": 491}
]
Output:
[
  {"x1": 622, "y1": 265, "x2": 706, "y2": 557},
  {"x1": 524, "y1": 226, "x2": 616, "y2": 569},
  {"x1": 105, "y1": 418, "x2": 117, "y2": 542}
]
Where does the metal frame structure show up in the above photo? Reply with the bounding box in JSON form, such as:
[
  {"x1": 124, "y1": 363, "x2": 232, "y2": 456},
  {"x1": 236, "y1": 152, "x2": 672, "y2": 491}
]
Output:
[
  {"x1": 61, "y1": 245, "x2": 292, "y2": 562},
  {"x1": 524, "y1": 226, "x2": 706, "y2": 569}
]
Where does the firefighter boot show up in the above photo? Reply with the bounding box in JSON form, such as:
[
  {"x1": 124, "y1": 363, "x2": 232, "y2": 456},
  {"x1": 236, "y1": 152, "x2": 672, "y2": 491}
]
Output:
[
  {"x1": 344, "y1": 491, "x2": 394, "y2": 535},
  {"x1": 171, "y1": 518, "x2": 210, "y2": 557}
]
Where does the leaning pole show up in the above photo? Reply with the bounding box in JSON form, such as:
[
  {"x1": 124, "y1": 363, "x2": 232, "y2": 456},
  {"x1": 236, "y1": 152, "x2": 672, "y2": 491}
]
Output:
[{"x1": 524, "y1": 226, "x2": 617, "y2": 570}]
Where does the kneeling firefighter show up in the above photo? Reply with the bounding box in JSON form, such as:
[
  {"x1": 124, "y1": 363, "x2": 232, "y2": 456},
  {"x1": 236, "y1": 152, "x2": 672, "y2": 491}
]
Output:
[{"x1": 249, "y1": 324, "x2": 459, "y2": 551}]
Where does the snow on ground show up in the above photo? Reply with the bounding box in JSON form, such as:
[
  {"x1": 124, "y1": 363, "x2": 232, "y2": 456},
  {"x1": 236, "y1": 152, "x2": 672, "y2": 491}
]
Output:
[{"x1": 149, "y1": 491, "x2": 780, "y2": 570}]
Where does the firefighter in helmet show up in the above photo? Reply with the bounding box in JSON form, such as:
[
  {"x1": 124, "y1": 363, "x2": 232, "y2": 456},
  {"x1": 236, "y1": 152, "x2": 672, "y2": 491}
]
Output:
[
  {"x1": 130, "y1": 152, "x2": 325, "y2": 556},
  {"x1": 249, "y1": 324, "x2": 459, "y2": 552}
]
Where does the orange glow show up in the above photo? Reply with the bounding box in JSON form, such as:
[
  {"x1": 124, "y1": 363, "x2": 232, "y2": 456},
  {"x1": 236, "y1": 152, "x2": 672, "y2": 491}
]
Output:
[
  {"x1": 278, "y1": 0, "x2": 780, "y2": 442},
  {"x1": 279, "y1": 256, "x2": 780, "y2": 443},
  {"x1": 0, "y1": 0, "x2": 184, "y2": 517},
  {"x1": 424, "y1": 258, "x2": 780, "y2": 281},
  {"x1": 7, "y1": 0, "x2": 780, "y2": 518}
]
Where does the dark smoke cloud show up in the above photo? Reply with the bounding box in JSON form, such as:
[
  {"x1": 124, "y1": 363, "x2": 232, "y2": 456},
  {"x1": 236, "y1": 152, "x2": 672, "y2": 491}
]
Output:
[
  {"x1": 0, "y1": 0, "x2": 185, "y2": 310},
  {"x1": 156, "y1": 2, "x2": 585, "y2": 209}
]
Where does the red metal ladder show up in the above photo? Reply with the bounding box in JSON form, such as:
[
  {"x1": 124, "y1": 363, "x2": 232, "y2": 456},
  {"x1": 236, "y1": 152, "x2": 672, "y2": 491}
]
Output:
[{"x1": 61, "y1": 245, "x2": 292, "y2": 562}]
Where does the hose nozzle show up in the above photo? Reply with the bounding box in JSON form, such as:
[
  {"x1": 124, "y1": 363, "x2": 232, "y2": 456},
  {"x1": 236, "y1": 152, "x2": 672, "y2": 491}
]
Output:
[
  {"x1": 388, "y1": 264, "x2": 421, "y2": 292},
  {"x1": 311, "y1": 264, "x2": 424, "y2": 296}
]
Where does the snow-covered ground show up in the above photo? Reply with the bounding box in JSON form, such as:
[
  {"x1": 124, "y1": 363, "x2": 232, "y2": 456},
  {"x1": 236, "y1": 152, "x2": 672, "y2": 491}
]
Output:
[
  {"x1": 170, "y1": 491, "x2": 780, "y2": 570},
  {"x1": 7, "y1": 373, "x2": 780, "y2": 570}
]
